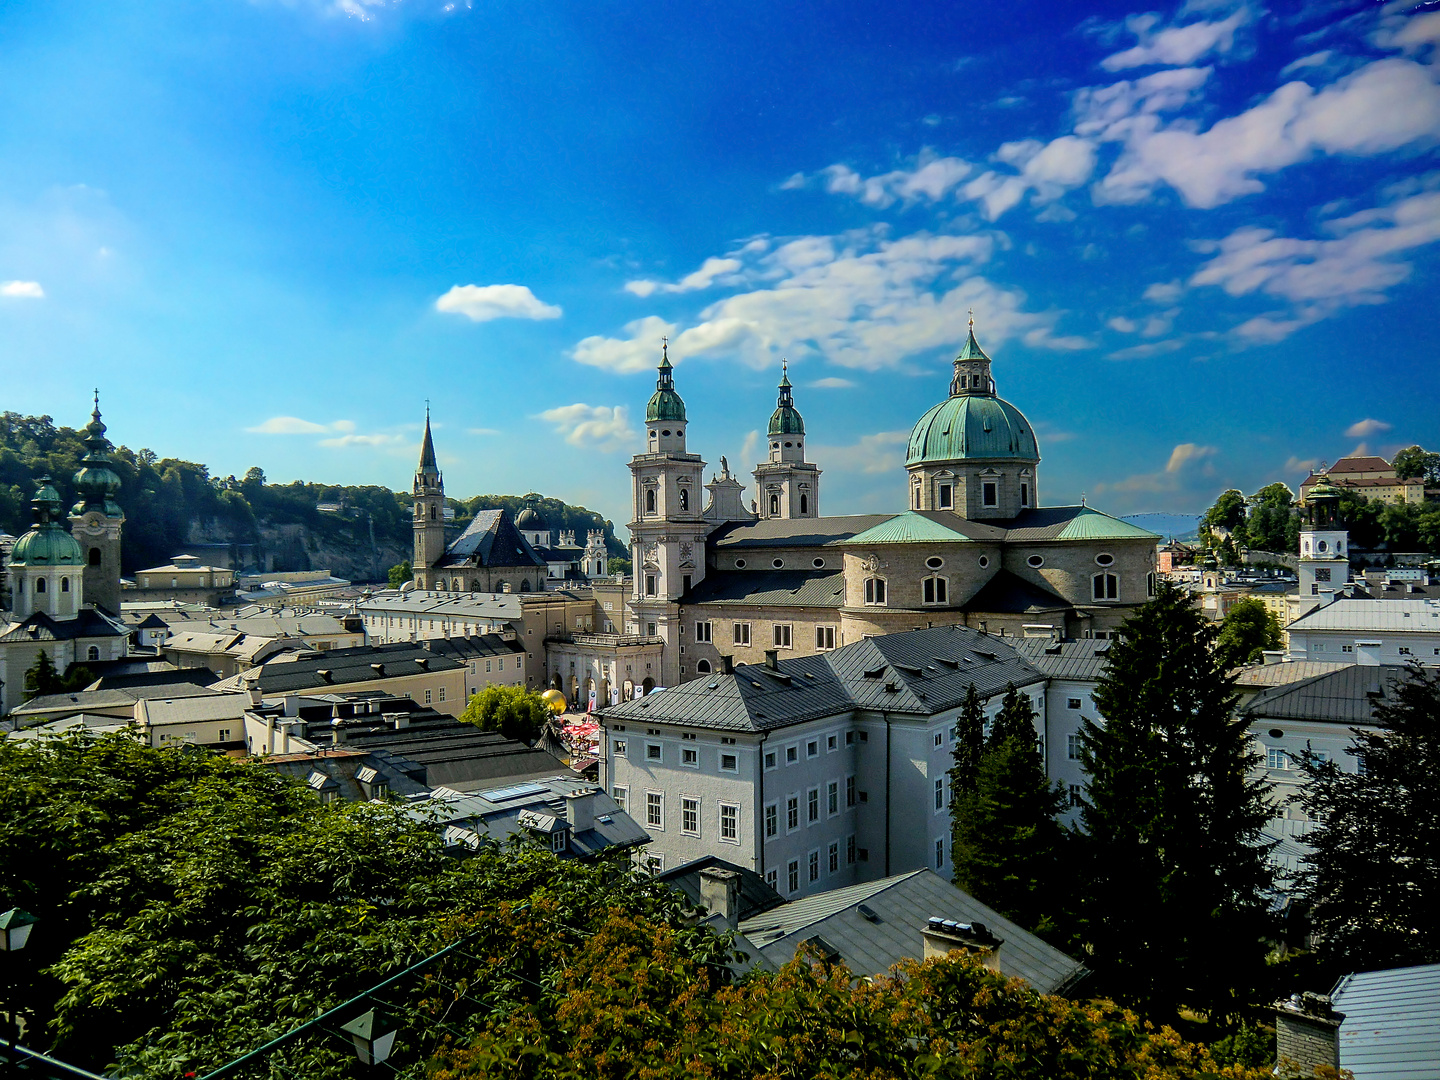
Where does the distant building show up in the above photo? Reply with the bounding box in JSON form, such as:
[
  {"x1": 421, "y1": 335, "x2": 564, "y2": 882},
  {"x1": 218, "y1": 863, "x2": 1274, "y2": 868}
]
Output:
[
  {"x1": 215, "y1": 641, "x2": 469, "y2": 715},
  {"x1": 1286, "y1": 598, "x2": 1440, "y2": 664},
  {"x1": 1301, "y1": 455, "x2": 1432, "y2": 506},
  {"x1": 125, "y1": 554, "x2": 237, "y2": 606}
]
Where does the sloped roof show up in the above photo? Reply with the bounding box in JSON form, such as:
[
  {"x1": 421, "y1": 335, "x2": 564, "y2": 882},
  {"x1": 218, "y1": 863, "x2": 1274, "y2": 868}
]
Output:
[
  {"x1": 1013, "y1": 637, "x2": 1113, "y2": 681},
  {"x1": 999, "y1": 505, "x2": 1161, "y2": 542},
  {"x1": 737, "y1": 869, "x2": 1086, "y2": 995},
  {"x1": 1331, "y1": 963, "x2": 1440, "y2": 1080},
  {"x1": 1233, "y1": 661, "x2": 1355, "y2": 692},
  {"x1": 424, "y1": 634, "x2": 527, "y2": 662},
  {"x1": 681, "y1": 570, "x2": 846, "y2": 608},
  {"x1": 1289, "y1": 598, "x2": 1440, "y2": 632},
  {"x1": 1241, "y1": 664, "x2": 1414, "y2": 725},
  {"x1": 1324, "y1": 456, "x2": 1394, "y2": 474},
  {"x1": 437, "y1": 509, "x2": 546, "y2": 569},
  {"x1": 709, "y1": 515, "x2": 892, "y2": 550},
  {"x1": 656, "y1": 856, "x2": 785, "y2": 923},
  {"x1": 248, "y1": 642, "x2": 465, "y2": 694},
  {"x1": 843, "y1": 512, "x2": 980, "y2": 545},
  {"x1": 0, "y1": 608, "x2": 128, "y2": 644},
  {"x1": 962, "y1": 569, "x2": 1072, "y2": 615}
]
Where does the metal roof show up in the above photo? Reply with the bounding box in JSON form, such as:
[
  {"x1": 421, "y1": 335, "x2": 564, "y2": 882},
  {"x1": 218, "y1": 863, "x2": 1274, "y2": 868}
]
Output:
[
  {"x1": 1233, "y1": 661, "x2": 1356, "y2": 691},
  {"x1": 436, "y1": 509, "x2": 546, "y2": 569},
  {"x1": 738, "y1": 869, "x2": 1085, "y2": 995},
  {"x1": 843, "y1": 512, "x2": 981, "y2": 545},
  {"x1": 0, "y1": 608, "x2": 128, "y2": 644},
  {"x1": 1242, "y1": 664, "x2": 1415, "y2": 726},
  {"x1": 1331, "y1": 963, "x2": 1440, "y2": 1080},
  {"x1": 657, "y1": 856, "x2": 786, "y2": 923},
  {"x1": 1289, "y1": 598, "x2": 1440, "y2": 633},
  {"x1": 962, "y1": 570, "x2": 1072, "y2": 614},
  {"x1": 999, "y1": 505, "x2": 1161, "y2": 542},
  {"x1": 709, "y1": 515, "x2": 892, "y2": 550},
  {"x1": 681, "y1": 570, "x2": 846, "y2": 609},
  {"x1": 1012, "y1": 637, "x2": 1113, "y2": 681},
  {"x1": 360, "y1": 591, "x2": 525, "y2": 618},
  {"x1": 249, "y1": 642, "x2": 465, "y2": 694}
]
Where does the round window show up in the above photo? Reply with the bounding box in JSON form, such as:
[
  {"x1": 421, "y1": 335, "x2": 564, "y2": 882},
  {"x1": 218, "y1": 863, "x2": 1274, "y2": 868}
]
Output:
[
  {"x1": 772, "y1": 558, "x2": 785, "y2": 569},
  {"x1": 1318, "y1": 540, "x2": 1328, "y2": 552},
  {"x1": 926, "y1": 556, "x2": 944, "y2": 570},
  {"x1": 1095, "y1": 553, "x2": 1114, "y2": 567},
  {"x1": 649, "y1": 430, "x2": 657, "y2": 438},
  {"x1": 1268, "y1": 728, "x2": 1284, "y2": 740},
  {"x1": 978, "y1": 555, "x2": 990, "y2": 569},
  {"x1": 813, "y1": 557, "x2": 825, "y2": 568},
  {"x1": 784, "y1": 442, "x2": 793, "y2": 448},
  {"x1": 662, "y1": 430, "x2": 671, "y2": 437},
  {"x1": 772, "y1": 442, "x2": 779, "y2": 450},
  {"x1": 735, "y1": 559, "x2": 746, "y2": 569},
  {"x1": 1027, "y1": 555, "x2": 1045, "y2": 568}
]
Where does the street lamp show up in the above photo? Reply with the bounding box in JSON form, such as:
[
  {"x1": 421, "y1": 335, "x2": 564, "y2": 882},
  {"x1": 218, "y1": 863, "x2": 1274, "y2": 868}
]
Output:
[
  {"x1": 0, "y1": 909, "x2": 36, "y2": 953},
  {"x1": 339, "y1": 1009, "x2": 398, "y2": 1066}
]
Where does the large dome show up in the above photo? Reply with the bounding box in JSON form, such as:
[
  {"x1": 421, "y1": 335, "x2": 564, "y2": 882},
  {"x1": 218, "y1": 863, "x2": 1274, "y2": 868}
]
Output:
[
  {"x1": 11, "y1": 478, "x2": 83, "y2": 566},
  {"x1": 907, "y1": 394, "x2": 1039, "y2": 466}
]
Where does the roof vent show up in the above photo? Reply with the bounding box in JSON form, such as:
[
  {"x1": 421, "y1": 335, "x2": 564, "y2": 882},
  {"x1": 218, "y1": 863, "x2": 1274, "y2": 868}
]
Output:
[
  {"x1": 863, "y1": 666, "x2": 886, "y2": 680},
  {"x1": 884, "y1": 681, "x2": 899, "y2": 693},
  {"x1": 857, "y1": 904, "x2": 882, "y2": 923}
]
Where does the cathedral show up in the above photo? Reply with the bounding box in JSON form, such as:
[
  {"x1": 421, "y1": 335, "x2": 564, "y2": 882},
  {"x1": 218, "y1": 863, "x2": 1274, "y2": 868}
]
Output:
[
  {"x1": 0, "y1": 397, "x2": 130, "y2": 715},
  {"x1": 410, "y1": 321, "x2": 1159, "y2": 698}
]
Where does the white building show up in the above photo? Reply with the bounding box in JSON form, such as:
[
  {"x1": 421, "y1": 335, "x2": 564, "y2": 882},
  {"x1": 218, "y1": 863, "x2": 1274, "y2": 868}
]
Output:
[{"x1": 1286, "y1": 599, "x2": 1440, "y2": 665}]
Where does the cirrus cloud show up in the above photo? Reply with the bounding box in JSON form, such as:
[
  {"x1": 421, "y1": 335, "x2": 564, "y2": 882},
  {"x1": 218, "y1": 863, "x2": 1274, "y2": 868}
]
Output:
[{"x1": 435, "y1": 283, "x2": 562, "y2": 322}]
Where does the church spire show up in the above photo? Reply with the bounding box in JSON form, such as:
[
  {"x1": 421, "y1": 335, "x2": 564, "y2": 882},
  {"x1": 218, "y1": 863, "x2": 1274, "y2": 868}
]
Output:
[
  {"x1": 646, "y1": 337, "x2": 687, "y2": 422},
  {"x1": 768, "y1": 359, "x2": 805, "y2": 437},
  {"x1": 71, "y1": 391, "x2": 124, "y2": 517},
  {"x1": 418, "y1": 405, "x2": 439, "y2": 473},
  {"x1": 950, "y1": 311, "x2": 994, "y2": 397}
]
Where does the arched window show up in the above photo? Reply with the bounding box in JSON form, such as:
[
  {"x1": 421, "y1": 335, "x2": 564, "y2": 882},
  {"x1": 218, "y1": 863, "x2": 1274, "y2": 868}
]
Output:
[
  {"x1": 769, "y1": 494, "x2": 779, "y2": 515},
  {"x1": 679, "y1": 489, "x2": 689, "y2": 511},
  {"x1": 799, "y1": 494, "x2": 808, "y2": 514},
  {"x1": 60, "y1": 577, "x2": 70, "y2": 592},
  {"x1": 430, "y1": 505, "x2": 437, "y2": 520},
  {"x1": 863, "y1": 577, "x2": 886, "y2": 605},
  {"x1": 520, "y1": 578, "x2": 532, "y2": 592},
  {"x1": 1092, "y1": 573, "x2": 1119, "y2": 601},
  {"x1": 645, "y1": 489, "x2": 657, "y2": 514},
  {"x1": 922, "y1": 576, "x2": 948, "y2": 605},
  {"x1": 1147, "y1": 571, "x2": 1156, "y2": 597},
  {"x1": 696, "y1": 659, "x2": 712, "y2": 674},
  {"x1": 35, "y1": 578, "x2": 46, "y2": 594},
  {"x1": 89, "y1": 547, "x2": 102, "y2": 566},
  {"x1": 88, "y1": 646, "x2": 100, "y2": 662}
]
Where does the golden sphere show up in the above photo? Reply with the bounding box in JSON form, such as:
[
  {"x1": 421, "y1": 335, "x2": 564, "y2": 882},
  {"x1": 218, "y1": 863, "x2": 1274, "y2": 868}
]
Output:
[{"x1": 540, "y1": 689, "x2": 567, "y2": 714}]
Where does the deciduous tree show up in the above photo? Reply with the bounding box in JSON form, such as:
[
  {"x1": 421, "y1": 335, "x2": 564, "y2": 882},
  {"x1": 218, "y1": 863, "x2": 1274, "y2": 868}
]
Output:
[
  {"x1": 1216, "y1": 596, "x2": 1282, "y2": 669},
  {"x1": 460, "y1": 683, "x2": 550, "y2": 745}
]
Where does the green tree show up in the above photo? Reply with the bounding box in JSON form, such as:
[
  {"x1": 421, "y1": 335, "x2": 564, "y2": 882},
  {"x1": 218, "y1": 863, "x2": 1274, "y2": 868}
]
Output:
[
  {"x1": 388, "y1": 560, "x2": 412, "y2": 589},
  {"x1": 1392, "y1": 444, "x2": 1440, "y2": 485},
  {"x1": 947, "y1": 683, "x2": 986, "y2": 803},
  {"x1": 950, "y1": 686, "x2": 1068, "y2": 935},
  {"x1": 1244, "y1": 483, "x2": 1298, "y2": 554},
  {"x1": 1295, "y1": 665, "x2": 1440, "y2": 970},
  {"x1": 607, "y1": 555, "x2": 632, "y2": 576},
  {"x1": 23, "y1": 649, "x2": 62, "y2": 700},
  {"x1": 460, "y1": 683, "x2": 550, "y2": 745},
  {"x1": 1215, "y1": 597, "x2": 1282, "y2": 668},
  {"x1": 1080, "y1": 581, "x2": 1277, "y2": 1026},
  {"x1": 1202, "y1": 488, "x2": 1248, "y2": 550}
]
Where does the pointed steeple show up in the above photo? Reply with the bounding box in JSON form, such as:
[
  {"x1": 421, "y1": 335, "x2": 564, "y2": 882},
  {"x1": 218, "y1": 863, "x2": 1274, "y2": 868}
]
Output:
[
  {"x1": 646, "y1": 337, "x2": 687, "y2": 422},
  {"x1": 71, "y1": 391, "x2": 124, "y2": 517},
  {"x1": 418, "y1": 405, "x2": 439, "y2": 472}
]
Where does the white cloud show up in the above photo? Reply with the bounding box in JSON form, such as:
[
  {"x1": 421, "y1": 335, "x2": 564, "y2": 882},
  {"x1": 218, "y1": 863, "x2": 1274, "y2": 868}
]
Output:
[
  {"x1": 571, "y1": 315, "x2": 676, "y2": 374},
  {"x1": 625, "y1": 256, "x2": 743, "y2": 298},
  {"x1": 1280, "y1": 50, "x2": 1334, "y2": 77},
  {"x1": 1285, "y1": 455, "x2": 1320, "y2": 474},
  {"x1": 1190, "y1": 189, "x2": 1440, "y2": 321},
  {"x1": 1143, "y1": 279, "x2": 1184, "y2": 303},
  {"x1": 0, "y1": 280, "x2": 44, "y2": 298},
  {"x1": 1167, "y1": 442, "x2": 1217, "y2": 472},
  {"x1": 1073, "y1": 66, "x2": 1213, "y2": 141},
  {"x1": 468, "y1": 427, "x2": 501, "y2": 436},
  {"x1": 1108, "y1": 316, "x2": 1139, "y2": 332},
  {"x1": 812, "y1": 153, "x2": 974, "y2": 209},
  {"x1": 1377, "y1": 10, "x2": 1440, "y2": 54},
  {"x1": 811, "y1": 431, "x2": 912, "y2": 475},
  {"x1": 811, "y1": 377, "x2": 856, "y2": 388},
  {"x1": 318, "y1": 433, "x2": 405, "y2": 448},
  {"x1": 1101, "y1": 7, "x2": 1252, "y2": 71},
  {"x1": 1092, "y1": 58, "x2": 1440, "y2": 208},
  {"x1": 1110, "y1": 338, "x2": 1185, "y2": 360},
  {"x1": 963, "y1": 136, "x2": 1098, "y2": 220},
  {"x1": 246, "y1": 416, "x2": 335, "y2": 435},
  {"x1": 434, "y1": 283, "x2": 562, "y2": 322},
  {"x1": 1345, "y1": 418, "x2": 1392, "y2": 438},
  {"x1": 537, "y1": 404, "x2": 635, "y2": 451}
]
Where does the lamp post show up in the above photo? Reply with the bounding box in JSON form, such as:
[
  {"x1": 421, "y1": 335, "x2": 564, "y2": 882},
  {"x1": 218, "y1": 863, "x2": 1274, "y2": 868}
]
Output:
[
  {"x1": 339, "y1": 1009, "x2": 398, "y2": 1066},
  {"x1": 0, "y1": 910, "x2": 37, "y2": 954}
]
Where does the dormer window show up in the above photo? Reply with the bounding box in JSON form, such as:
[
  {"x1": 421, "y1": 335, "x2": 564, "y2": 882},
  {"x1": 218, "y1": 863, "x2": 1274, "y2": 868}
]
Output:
[{"x1": 551, "y1": 830, "x2": 568, "y2": 853}]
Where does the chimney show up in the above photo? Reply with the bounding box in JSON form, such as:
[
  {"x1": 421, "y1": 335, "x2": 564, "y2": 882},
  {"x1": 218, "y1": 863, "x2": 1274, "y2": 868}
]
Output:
[
  {"x1": 764, "y1": 649, "x2": 779, "y2": 670},
  {"x1": 698, "y1": 867, "x2": 742, "y2": 931},
  {"x1": 920, "y1": 918, "x2": 1002, "y2": 972},
  {"x1": 1274, "y1": 993, "x2": 1343, "y2": 1078},
  {"x1": 248, "y1": 684, "x2": 264, "y2": 707},
  {"x1": 565, "y1": 787, "x2": 598, "y2": 833},
  {"x1": 721, "y1": 655, "x2": 734, "y2": 675},
  {"x1": 283, "y1": 694, "x2": 299, "y2": 717}
]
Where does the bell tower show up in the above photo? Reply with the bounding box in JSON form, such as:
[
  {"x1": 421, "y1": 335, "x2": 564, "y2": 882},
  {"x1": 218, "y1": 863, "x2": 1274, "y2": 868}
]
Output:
[
  {"x1": 68, "y1": 392, "x2": 125, "y2": 615},
  {"x1": 412, "y1": 408, "x2": 447, "y2": 588},
  {"x1": 1297, "y1": 479, "x2": 1349, "y2": 616},
  {"x1": 628, "y1": 341, "x2": 708, "y2": 684},
  {"x1": 753, "y1": 361, "x2": 820, "y2": 520}
]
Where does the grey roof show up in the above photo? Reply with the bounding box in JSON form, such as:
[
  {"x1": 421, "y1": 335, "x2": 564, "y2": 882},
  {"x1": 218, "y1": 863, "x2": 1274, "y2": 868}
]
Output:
[
  {"x1": 1331, "y1": 963, "x2": 1440, "y2": 1080},
  {"x1": 403, "y1": 777, "x2": 649, "y2": 860},
  {"x1": 599, "y1": 625, "x2": 1044, "y2": 733},
  {"x1": 260, "y1": 747, "x2": 430, "y2": 801},
  {"x1": 1012, "y1": 637, "x2": 1114, "y2": 681},
  {"x1": 1233, "y1": 661, "x2": 1356, "y2": 692},
  {"x1": 656, "y1": 856, "x2": 786, "y2": 923},
  {"x1": 437, "y1": 509, "x2": 546, "y2": 569},
  {"x1": 361, "y1": 590, "x2": 525, "y2": 619},
  {"x1": 166, "y1": 613, "x2": 357, "y2": 639},
  {"x1": 248, "y1": 642, "x2": 465, "y2": 694},
  {"x1": 962, "y1": 569, "x2": 1072, "y2": 614},
  {"x1": 1289, "y1": 598, "x2": 1440, "y2": 633},
  {"x1": 0, "y1": 608, "x2": 129, "y2": 644},
  {"x1": 423, "y1": 634, "x2": 527, "y2": 663},
  {"x1": 10, "y1": 682, "x2": 221, "y2": 720},
  {"x1": 737, "y1": 869, "x2": 1086, "y2": 995},
  {"x1": 681, "y1": 570, "x2": 846, "y2": 609},
  {"x1": 1242, "y1": 664, "x2": 1415, "y2": 726},
  {"x1": 710, "y1": 515, "x2": 893, "y2": 550}
]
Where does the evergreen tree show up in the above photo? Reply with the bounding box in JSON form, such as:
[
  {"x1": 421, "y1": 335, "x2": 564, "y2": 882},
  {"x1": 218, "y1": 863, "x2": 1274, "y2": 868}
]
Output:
[
  {"x1": 1295, "y1": 665, "x2": 1440, "y2": 969},
  {"x1": 1080, "y1": 581, "x2": 1276, "y2": 1026},
  {"x1": 23, "y1": 649, "x2": 61, "y2": 700},
  {"x1": 951, "y1": 683, "x2": 1067, "y2": 934},
  {"x1": 947, "y1": 683, "x2": 986, "y2": 802}
]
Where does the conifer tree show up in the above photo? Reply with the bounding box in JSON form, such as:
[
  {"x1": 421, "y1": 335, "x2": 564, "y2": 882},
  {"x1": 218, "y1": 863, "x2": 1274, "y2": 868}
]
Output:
[
  {"x1": 23, "y1": 649, "x2": 61, "y2": 700},
  {"x1": 1079, "y1": 581, "x2": 1275, "y2": 1025},
  {"x1": 951, "y1": 683, "x2": 1068, "y2": 933},
  {"x1": 947, "y1": 683, "x2": 986, "y2": 802},
  {"x1": 1295, "y1": 665, "x2": 1440, "y2": 969}
]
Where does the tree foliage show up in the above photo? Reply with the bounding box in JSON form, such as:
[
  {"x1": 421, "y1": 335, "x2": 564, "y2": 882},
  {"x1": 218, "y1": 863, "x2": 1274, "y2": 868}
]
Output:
[
  {"x1": 1080, "y1": 582, "x2": 1277, "y2": 1025},
  {"x1": 388, "y1": 560, "x2": 413, "y2": 589},
  {"x1": 1295, "y1": 665, "x2": 1440, "y2": 970},
  {"x1": 460, "y1": 683, "x2": 550, "y2": 745},
  {"x1": 1215, "y1": 597, "x2": 1282, "y2": 669},
  {"x1": 1391, "y1": 444, "x2": 1440, "y2": 486}
]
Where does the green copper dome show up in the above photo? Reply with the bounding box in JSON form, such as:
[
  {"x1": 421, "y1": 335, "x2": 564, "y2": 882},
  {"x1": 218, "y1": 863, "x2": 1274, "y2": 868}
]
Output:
[
  {"x1": 11, "y1": 478, "x2": 84, "y2": 566},
  {"x1": 71, "y1": 393, "x2": 125, "y2": 517},
  {"x1": 767, "y1": 364, "x2": 804, "y2": 436},
  {"x1": 645, "y1": 343, "x2": 687, "y2": 423},
  {"x1": 907, "y1": 325, "x2": 1038, "y2": 465}
]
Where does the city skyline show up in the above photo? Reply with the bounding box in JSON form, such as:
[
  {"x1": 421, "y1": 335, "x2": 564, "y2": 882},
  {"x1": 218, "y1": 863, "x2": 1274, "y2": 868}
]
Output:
[{"x1": 2, "y1": 0, "x2": 1438, "y2": 526}]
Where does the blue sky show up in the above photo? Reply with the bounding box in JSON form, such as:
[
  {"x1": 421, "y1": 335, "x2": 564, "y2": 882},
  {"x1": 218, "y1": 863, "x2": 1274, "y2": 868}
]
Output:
[{"x1": 2, "y1": 0, "x2": 1438, "y2": 527}]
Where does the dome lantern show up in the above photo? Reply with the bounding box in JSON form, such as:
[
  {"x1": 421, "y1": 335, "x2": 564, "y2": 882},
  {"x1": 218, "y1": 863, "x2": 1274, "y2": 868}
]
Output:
[
  {"x1": 767, "y1": 359, "x2": 805, "y2": 437},
  {"x1": 645, "y1": 340, "x2": 687, "y2": 423}
]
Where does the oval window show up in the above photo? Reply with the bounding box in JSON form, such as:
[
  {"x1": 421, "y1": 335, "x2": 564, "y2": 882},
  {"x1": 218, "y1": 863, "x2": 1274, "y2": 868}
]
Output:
[
  {"x1": 735, "y1": 559, "x2": 746, "y2": 569},
  {"x1": 1268, "y1": 728, "x2": 1284, "y2": 740},
  {"x1": 772, "y1": 558, "x2": 785, "y2": 569},
  {"x1": 1095, "y1": 553, "x2": 1114, "y2": 567},
  {"x1": 649, "y1": 430, "x2": 657, "y2": 437},
  {"x1": 1027, "y1": 555, "x2": 1045, "y2": 568},
  {"x1": 813, "y1": 558, "x2": 825, "y2": 568},
  {"x1": 785, "y1": 442, "x2": 793, "y2": 448},
  {"x1": 662, "y1": 430, "x2": 671, "y2": 437},
  {"x1": 978, "y1": 555, "x2": 990, "y2": 569},
  {"x1": 926, "y1": 556, "x2": 944, "y2": 570}
]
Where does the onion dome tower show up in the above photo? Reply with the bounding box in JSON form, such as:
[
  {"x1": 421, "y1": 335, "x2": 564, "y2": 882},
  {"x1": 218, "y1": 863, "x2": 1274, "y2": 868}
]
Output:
[
  {"x1": 905, "y1": 317, "x2": 1039, "y2": 519},
  {"x1": 754, "y1": 361, "x2": 820, "y2": 519},
  {"x1": 12, "y1": 478, "x2": 86, "y2": 619},
  {"x1": 68, "y1": 392, "x2": 125, "y2": 615},
  {"x1": 1298, "y1": 479, "x2": 1348, "y2": 607}
]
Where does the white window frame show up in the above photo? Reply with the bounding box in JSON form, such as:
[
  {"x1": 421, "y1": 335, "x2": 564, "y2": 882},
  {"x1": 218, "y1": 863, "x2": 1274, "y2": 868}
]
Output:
[
  {"x1": 719, "y1": 803, "x2": 740, "y2": 844},
  {"x1": 787, "y1": 859, "x2": 800, "y2": 894},
  {"x1": 935, "y1": 777, "x2": 945, "y2": 811},
  {"x1": 827, "y1": 780, "x2": 839, "y2": 816},
  {"x1": 806, "y1": 739, "x2": 818, "y2": 758},
  {"x1": 763, "y1": 749, "x2": 777, "y2": 771},
  {"x1": 1092, "y1": 572, "x2": 1119, "y2": 602},
  {"x1": 816, "y1": 625, "x2": 836, "y2": 651},
  {"x1": 786, "y1": 794, "x2": 800, "y2": 833},
  {"x1": 937, "y1": 483, "x2": 953, "y2": 509},
  {"x1": 613, "y1": 739, "x2": 627, "y2": 757},
  {"x1": 695, "y1": 620, "x2": 712, "y2": 642},
  {"x1": 766, "y1": 868, "x2": 779, "y2": 890},
  {"x1": 612, "y1": 785, "x2": 628, "y2": 813},
  {"x1": 646, "y1": 791, "x2": 664, "y2": 829},
  {"x1": 645, "y1": 742, "x2": 663, "y2": 763},
  {"x1": 808, "y1": 849, "x2": 820, "y2": 883},
  {"x1": 863, "y1": 577, "x2": 887, "y2": 605},
  {"x1": 846, "y1": 775, "x2": 856, "y2": 808},
  {"x1": 719, "y1": 751, "x2": 738, "y2": 773},
  {"x1": 773, "y1": 623, "x2": 793, "y2": 649},
  {"x1": 681, "y1": 796, "x2": 700, "y2": 837},
  {"x1": 922, "y1": 575, "x2": 948, "y2": 605},
  {"x1": 733, "y1": 622, "x2": 751, "y2": 646},
  {"x1": 1067, "y1": 734, "x2": 1083, "y2": 761},
  {"x1": 681, "y1": 747, "x2": 699, "y2": 768},
  {"x1": 807, "y1": 786, "x2": 820, "y2": 825},
  {"x1": 982, "y1": 481, "x2": 998, "y2": 507},
  {"x1": 764, "y1": 801, "x2": 778, "y2": 839}
]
